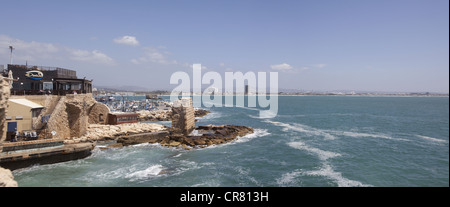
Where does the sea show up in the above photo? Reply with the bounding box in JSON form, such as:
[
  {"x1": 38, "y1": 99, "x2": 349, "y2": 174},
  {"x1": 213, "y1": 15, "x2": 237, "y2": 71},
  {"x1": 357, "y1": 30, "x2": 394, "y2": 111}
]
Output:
[{"x1": 12, "y1": 96, "x2": 449, "y2": 187}]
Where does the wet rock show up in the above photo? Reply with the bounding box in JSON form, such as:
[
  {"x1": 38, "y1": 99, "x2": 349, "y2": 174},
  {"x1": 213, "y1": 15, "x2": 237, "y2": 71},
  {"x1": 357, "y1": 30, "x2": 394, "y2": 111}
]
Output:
[
  {"x1": 194, "y1": 108, "x2": 210, "y2": 117},
  {"x1": 106, "y1": 142, "x2": 123, "y2": 148},
  {"x1": 98, "y1": 124, "x2": 253, "y2": 150}
]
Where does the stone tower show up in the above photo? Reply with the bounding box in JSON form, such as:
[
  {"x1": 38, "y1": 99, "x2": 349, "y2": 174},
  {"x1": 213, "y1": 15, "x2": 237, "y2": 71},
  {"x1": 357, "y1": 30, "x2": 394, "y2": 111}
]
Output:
[{"x1": 171, "y1": 97, "x2": 195, "y2": 135}]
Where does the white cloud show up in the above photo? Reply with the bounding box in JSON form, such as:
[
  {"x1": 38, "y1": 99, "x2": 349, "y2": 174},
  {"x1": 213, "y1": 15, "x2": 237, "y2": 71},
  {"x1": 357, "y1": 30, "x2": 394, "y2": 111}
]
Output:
[
  {"x1": 0, "y1": 34, "x2": 115, "y2": 65},
  {"x1": 113, "y1": 35, "x2": 140, "y2": 46},
  {"x1": 68, "y1": 49, "x2": 115, "y2": 65},
  {"x1": 0, "y1": 34, "x2": 59, "y2": 61},
  {"x1": 271, "y1": 63, "x2": 293, "y2": 70},
  {"x1": 131, "y1": 47, "x2": 177, "y2": 65},
  {"x1": 313, "y1": 64, "x2": 327, "y2": 68}
]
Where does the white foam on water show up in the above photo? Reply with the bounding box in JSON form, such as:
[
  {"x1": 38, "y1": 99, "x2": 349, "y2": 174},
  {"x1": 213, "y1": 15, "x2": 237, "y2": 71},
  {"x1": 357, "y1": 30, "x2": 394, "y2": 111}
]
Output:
[
  {"x1": 233, "y1": 166, "x2": 262, "y2": 186},
  {"x1": 304, "y1": 163, "x2": 372, "y2": 187},
  {"x1": 327, "y1": 130, "x2": 410, "y2": 142},
  {"x1": 264, "y1": 120, "x2": 336, "y2": 140},
  {"x1": 277, "y1": 164, "x2": 371, "y2": 187},
  {"x1": 125, "y1": 164, "x2": 164, "y2": 181},
  {"x1": 263, "y1": 120, "x2": 411, "y2": 142},
  {"x1": 197, "y1": 111, "x2": 222, "y2": 120},
  {"x1": 276, "y1": 169, "x2": 303, "y2": 186},
  {"x1": 236, "y1": 106, "x2": 260, "y2": 111},
  {"x1": 234, "y1": 128, "x2": 271, "y2": 143},
  {"x1": 287, "y1": 141, "x2": 341, "y2": 161},
  {"x1": 203, "y1": 128, "x2": 271, "y2": 149},
  {"x1": 415, "y1": 135, "x2": 448, "y2": 144}
]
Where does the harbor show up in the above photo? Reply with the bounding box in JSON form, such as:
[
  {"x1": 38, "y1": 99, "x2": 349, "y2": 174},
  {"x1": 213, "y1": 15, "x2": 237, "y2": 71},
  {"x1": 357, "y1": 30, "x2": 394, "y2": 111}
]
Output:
[{"x1": 94, "y1": 94, "x2": 172, "y2": 112}]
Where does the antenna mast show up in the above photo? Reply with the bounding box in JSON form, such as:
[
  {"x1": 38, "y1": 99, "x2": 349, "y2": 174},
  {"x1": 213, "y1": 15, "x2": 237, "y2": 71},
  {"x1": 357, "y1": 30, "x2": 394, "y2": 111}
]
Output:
[{"x1": 9, "y1": 46, "x2": 14, "y2": 65}]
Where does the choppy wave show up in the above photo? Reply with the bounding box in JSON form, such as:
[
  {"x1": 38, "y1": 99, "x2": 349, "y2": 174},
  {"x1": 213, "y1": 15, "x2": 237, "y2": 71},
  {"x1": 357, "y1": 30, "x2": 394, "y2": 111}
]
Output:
[
  {"x1": 304, "y1": 163, "x2": 372, "y2": 187},
  {"x1": 264, "y1": 120, "x2": 409, "y2": 142},
  {"x1": 125, "y1": 165, "x2": 165, "y2": 181},
  {"x1": 415, "y1": 135, "x2": 448, "y2": 144},
  {"x1": 277, "y1": 164, "x2": 371, "y2": 187},
  {"x1": 203, "y1": 128, "x2": 271, "y2": 150},
  {"x1": 287, "y1": 141, "x2": 341, "y2": 161},
  {"x1": 327, "y1": 130, "x2": 410, "y2": 142},
  {"x1": 264, "y1": 120, "x2": 336, "y2": 140},
  {"x1": 234, "y1": 128, "x2": 271, "y2": 143},
  {"x1": 197, "y1": 111, "x2": 223, "y2": 120},
  {"x1": 233, "y1": 166, "x2": 262, "y2": 186},
  {"x1": 284, "y1": 139, "x2": 370, "y2": 187},
  {"x1": 276, "y1": 169, "x2": 303, "y2": 186}
]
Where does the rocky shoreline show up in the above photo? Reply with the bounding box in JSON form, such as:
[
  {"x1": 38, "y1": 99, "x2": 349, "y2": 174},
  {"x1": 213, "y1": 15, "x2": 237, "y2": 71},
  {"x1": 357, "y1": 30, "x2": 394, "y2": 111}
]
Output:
[
  {"x1": 65, "y1": 122, "x2": 168, "y2": 144},
  {"x1": 66, "y1": 121, "x2": 254, "y2": 150},
  {"x1": 137, "y1": 108, "x2": 210, "y2": 121},
  {"x1": 112, "y1": 124, "x2": 254, "y2": 150},
  {"x1": 0, "y1": 167, "x2": 17, "y2": 187}
]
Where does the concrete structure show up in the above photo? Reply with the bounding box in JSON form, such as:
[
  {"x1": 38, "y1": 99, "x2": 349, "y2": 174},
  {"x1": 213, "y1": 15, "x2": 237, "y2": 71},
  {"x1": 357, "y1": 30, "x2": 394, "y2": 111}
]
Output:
[
  {"x1": 2, "y1": 98, "x2": 44, "y2": 141},
  {"x1": 0, "y1": 139, "x2": 95, "y2": 171},
  {"x1": 172, "y1": 97, "x2": 195, "y2": 135}
]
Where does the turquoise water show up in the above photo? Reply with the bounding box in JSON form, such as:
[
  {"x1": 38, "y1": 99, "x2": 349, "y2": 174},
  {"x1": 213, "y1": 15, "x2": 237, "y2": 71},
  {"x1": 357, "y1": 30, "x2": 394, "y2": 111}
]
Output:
[{"x1": 13, "y1": 96, "x2": 449, "y2": 187}]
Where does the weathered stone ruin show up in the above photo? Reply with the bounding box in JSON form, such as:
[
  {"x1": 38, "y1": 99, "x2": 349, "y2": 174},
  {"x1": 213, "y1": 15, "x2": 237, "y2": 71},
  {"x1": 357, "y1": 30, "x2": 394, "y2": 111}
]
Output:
[
  {"x1": 108, "y1": 97, "x2": 254, "y2": 149},
  {"x1": 137, "y1": 108, "x2": 210, "y2": 121},
  {"x1": 0, "y1": 77, "x2": 10, "y2": 142},
  {"x1": 171, "y1": 97, "x2": 195, "y2": 135},
  {"x1": 41, "y1": 94, "x2": 110, "y2": 139}
]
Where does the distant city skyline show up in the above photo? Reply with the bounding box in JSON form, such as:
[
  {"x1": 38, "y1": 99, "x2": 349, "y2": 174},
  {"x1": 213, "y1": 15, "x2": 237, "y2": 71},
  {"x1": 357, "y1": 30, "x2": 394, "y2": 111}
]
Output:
[{"x1": 0, "y1": 0, "x2": 448, "y2": 93}]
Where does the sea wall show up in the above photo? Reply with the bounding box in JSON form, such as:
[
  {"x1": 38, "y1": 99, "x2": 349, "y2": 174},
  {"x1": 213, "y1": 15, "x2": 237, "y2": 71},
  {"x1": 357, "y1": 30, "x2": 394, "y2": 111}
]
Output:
[{"x1": 66, "y1": 122, "x2": 167, "y2": 143}]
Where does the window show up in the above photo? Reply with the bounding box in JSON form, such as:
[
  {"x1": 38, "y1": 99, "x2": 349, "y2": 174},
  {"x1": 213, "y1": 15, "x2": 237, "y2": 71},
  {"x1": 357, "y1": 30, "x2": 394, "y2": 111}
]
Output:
[
  {"x1": 43, "y1": 82, "x2": 53, "y2": 90},
  {"x1": 32, "y1": 109, "x2": 43, "y2": 118},
  {"x1": 72, "y1": 83, "x2": 81, "y2": 90}
]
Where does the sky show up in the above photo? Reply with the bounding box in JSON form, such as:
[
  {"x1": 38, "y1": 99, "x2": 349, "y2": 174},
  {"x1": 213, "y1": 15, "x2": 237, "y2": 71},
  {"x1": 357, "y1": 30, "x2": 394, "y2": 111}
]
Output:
[{"x1": 0, "y1": 0, "x2": 448, "y2": 93}]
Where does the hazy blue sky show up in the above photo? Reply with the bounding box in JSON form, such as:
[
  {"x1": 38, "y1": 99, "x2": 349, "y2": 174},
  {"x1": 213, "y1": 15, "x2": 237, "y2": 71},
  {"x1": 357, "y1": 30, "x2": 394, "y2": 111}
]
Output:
[{"x1": 0, "y1": 0, "x2": 448, "y2": 93}]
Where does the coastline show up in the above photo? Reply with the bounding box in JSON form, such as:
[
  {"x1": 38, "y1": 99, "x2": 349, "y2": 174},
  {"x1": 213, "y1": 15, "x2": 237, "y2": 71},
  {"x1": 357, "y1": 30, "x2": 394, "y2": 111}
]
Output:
[{"x1": 129, "y1": 93, "x2": 449, "y2": 98}]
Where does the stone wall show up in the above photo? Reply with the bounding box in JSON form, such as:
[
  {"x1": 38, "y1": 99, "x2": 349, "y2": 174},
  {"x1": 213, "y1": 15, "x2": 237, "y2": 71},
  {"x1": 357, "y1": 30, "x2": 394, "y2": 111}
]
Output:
[
  {"x1": 0, "y1": 78, "x2": 16, "y2": 187},
  {"x1": 0, "y1": 78, "x2": 10, "y2": 142},
  {"x1": 87, "y1": 102, "x2": 110, "y2": 124},
  {"x1": 172, "y1": 98, "x2": 195, "y2": 135},
  {"x1": 46, "y1": 94, "x2": 110, "y2": 139}
]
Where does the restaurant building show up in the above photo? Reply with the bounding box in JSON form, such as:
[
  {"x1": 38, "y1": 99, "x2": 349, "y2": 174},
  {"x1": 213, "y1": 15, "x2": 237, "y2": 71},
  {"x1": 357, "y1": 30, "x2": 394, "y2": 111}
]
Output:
[{"x1": 2, "y1": 64, "x2": 92, "y2": 95}]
